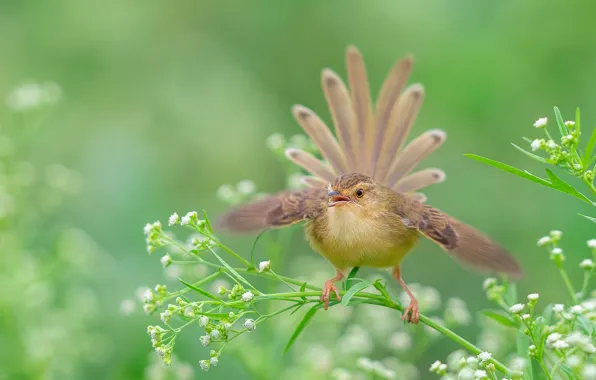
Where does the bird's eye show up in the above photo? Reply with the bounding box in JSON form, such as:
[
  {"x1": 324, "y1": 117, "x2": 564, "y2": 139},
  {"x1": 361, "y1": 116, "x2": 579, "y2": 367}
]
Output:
[{"x1": 355, "y1": 189, "x2": 364, "y2": 198}]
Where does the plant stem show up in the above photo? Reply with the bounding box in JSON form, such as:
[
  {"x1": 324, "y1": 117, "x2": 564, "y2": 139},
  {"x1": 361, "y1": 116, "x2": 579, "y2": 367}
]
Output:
[{"x1": 558, "y1": 267, "x2": 578, "y2": 304}]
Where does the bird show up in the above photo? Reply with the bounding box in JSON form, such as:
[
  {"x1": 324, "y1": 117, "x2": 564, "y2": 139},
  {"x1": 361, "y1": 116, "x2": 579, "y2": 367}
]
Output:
[{"x1": 217, "y1": 46, "x2": 522, "y2": 323}]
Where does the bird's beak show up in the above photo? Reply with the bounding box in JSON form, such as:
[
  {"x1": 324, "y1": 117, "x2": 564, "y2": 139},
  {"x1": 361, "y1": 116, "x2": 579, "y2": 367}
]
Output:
[{"x1": 328, "y1": 191, "x2": 351, "y2": 207}]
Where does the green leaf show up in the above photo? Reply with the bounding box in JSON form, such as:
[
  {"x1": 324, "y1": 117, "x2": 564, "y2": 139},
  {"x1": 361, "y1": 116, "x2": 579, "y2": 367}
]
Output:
[
  {"x1": 290, "y1": 303, "x2": 306, "y2": 316},
  {"x1": 541, "y1": 303, "x2": 554, "y2": 324},
  {"x1": 576, "y1": 107, "x2": 581, "y2": 134},
  {"x1": 202, "y1": 210, "x2": 213, "y2": 234},
  {"x1": 481, "y1": 310, "x2": 518, "y2": 328},
  {"x1": 299, "y1": 282, "x2": 307, "y2": 302},
  {"x1": 583, "y1": 127, "x2": 596, "y2": 167},
  {"x1": 208, "y1": 247, "x2": 254, "y2": 289},
  {"x1": 553, "y1": 106, "x2": 568, "y2": 137},
  {"x1": 344, "y1": 267, "x2": 360, "y2": 291},
  {"x1": 341, "y1": 280, "x2": 373, "y2": 306},
  {"x1": 511, "y1": 143, "x2": 550, "y2": 164},
  {"x1": 545, "y1": 168, "x2": 593, "y2": 204},
  {"x1": 178, "y1": 278, "x2": 219, "y2": 300},
  {"x1": 465, "y1": 154, "x2": 551, "y2": 186},
  {"x1": 504, "y1": 282, "x2": 518, "y2": 305},
  {"x1": 284, "y1": 304, "x2": 318, "y2": 353},
  {"x1": 580, "y1": 214, "x2": 596, "y2": 223},
  {"x1": 373, "y1": 279, "x2": 392, "y2": 302}
]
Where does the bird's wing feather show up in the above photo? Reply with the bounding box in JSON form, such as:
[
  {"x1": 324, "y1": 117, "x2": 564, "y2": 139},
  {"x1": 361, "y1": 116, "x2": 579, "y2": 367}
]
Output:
[
  {"x1": 217, "y1": 187, "x2": 327, "y2": 233},
  {"x1": 394, "y1": 197, "x2": 522, "y2": 278}
]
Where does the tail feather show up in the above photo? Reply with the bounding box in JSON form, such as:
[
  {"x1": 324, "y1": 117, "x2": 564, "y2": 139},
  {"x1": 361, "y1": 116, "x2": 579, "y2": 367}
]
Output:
[
  {"x1": 369, "y1": 55, "x2": 413, "y2": 177},
  {"x1": 300, "y1": 176, "x2": 327, "y2": 188},
  {"x1": 322, "y1": 69, "x2": 358, "y2": 170},
  {"x1": 292, "y1": 105, "x2": 348, "y2": 174},
  {"x1": 394, "y1": 168, "x2": 445, "y2": 193},
  {"x1": 285, "y1": 148, "x2": 336, "y2": 182},
  {"x1": 385, "y1": 129, "x2": 446, "y2": 188},
  {"x1": 375, "y1": 84, "x2": 425, "y2": 180},
  {"x1": 346, "y1": 46, "x2": 373, "y2": 173}
]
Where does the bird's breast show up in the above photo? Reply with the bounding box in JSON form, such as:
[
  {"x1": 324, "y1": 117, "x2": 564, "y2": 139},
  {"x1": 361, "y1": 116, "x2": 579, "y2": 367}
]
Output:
[{"x1": 306, "y1": 206, "x2": 419, "y2": 270}]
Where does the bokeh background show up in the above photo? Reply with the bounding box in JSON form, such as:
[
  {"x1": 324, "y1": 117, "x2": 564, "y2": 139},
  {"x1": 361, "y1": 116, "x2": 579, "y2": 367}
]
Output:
[{"x1": 1, "y1": 1, "x2": 595, "y2": 379}]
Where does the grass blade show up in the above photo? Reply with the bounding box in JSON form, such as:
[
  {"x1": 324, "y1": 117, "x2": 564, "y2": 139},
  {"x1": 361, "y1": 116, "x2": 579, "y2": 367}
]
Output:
[
  {"x1": 344, "y1": 267, "x2": 360, "y2": 290},
  {"x1": 341, "y1": 280, "x2": 373, "y2": 306},
  {"x1": 481, "y1": 310, "x2": 518, "y2": 328},
  {"x1": 465, "y1": 154, "x2": 551, "y2": 186},
  {"x1": 284, "y1": 304, "x2": 318, "y2": 353},
  {"x1": 179, "y1": 278, "x2": 219, "y2": 300},
  {"x1": 249, "y1": 229, "x2": 269, "y2": 268},
  {"x1": 580, "y1": 214, "x2": 596, "y2": 223},
  {"x1": 511, "y1": 143, "x2": 550, "y2": 164},
  {"x1": 202, "y1": 210, "x2": 213, "y2": 234},
  {"x1": 545, "y1": 168, "x2": 593, "y2": 204},
  {"x1": 553, "y1": 106, "x2": 568, "y2": 137},
  {"x1": 208, "y1": 247, "x2": 254, "y2": 290},
  {"x1": 583, "y1": 127, "x2": 596, "y2": 167}
]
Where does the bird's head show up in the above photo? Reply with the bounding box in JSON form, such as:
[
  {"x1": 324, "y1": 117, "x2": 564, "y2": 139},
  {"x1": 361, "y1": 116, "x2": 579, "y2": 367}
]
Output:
[{"x1": 327, "y1": 173, "x2": 390, "y2": 210}]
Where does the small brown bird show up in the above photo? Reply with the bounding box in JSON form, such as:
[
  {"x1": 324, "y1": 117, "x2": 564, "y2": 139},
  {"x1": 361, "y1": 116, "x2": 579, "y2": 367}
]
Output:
[{"x1": 218, "y1": 46, "x2": 522, "y2": 323}]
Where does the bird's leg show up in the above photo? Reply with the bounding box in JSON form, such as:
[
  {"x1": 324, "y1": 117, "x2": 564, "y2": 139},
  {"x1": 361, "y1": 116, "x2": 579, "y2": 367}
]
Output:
[
  {"x1": 392, "y1": 266, "x2": 420, "y2": 324},
  {"x1": 320, "y1": 270, "x2": 344, "y2": 310}
]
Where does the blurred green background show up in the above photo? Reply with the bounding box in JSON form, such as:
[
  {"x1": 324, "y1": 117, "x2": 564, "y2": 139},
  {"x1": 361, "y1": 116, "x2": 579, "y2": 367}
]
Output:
[{"x1": 1, "y1": 1, "x2": 596, "y2": 379}]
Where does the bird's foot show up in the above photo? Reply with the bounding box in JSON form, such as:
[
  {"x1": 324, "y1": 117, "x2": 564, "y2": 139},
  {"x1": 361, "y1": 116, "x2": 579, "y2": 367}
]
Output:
[
  {"x1": 320, "y1": 280, "x2": 341, "y2": 310},
  {"x1": 401, "y1": 299, "x2": 420, "y2": 324}
]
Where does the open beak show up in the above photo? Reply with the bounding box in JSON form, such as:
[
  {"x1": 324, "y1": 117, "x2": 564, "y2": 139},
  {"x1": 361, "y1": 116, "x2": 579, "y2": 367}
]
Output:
[{"x1": 328, "y1": 191, "x2": 351, "y2": 207}]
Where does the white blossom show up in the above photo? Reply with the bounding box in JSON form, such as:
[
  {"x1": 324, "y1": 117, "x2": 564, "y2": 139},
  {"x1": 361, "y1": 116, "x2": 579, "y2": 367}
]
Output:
[
  {"x1": 537, "y1": 236, "x2": 551, "y2": 247},
  {"x1": 473, "y1": 369, "x2": 488, "y2": 379},
  {"x1": 429, "y1": 360, "x2": 442, "y2": 372},
  {"x1": 530, "y1": 139, "x2": 542, "y2": 152},
  {"x1": 527, "y1": 293, "x2": 539, "y2": 301},
  {"x1": 200, "y1": 334, "x2": 211, "y2": 346},
  {"x1": 243, "y1": 318, "x2": 256, "y2": 331},
  {"x1": 570, "y1": 305, "x2": 584, "y2": 314},
  {"x1": 181, "y1": 215, "x2": 191, "y2": 225},
  {"x1": 509, "y1": 303, "x2": 525, "y2": 314},
  {"x1": 564, "y1": 120, "x2": 575, "y2": 128},
  {"x1": 477, "y1": 352, "x2": 492, "y2": 362},
  {"x1": 583, "y1": 364, "x2": 596, "y2": 380},
  {"x1": 553, "y1": 340, "x2": 569, "y2": 350},
  {"x1": 210, "y1": 357, "x2": 218, "y2": 367},
  {"x1": 547, "y1": 333, "x2": 562, "y2": 343},
  {"x1": 553, "y1": 304, "x2": 565, "y2": 313},
  {"x1": 168, "y1": 212, "x2": 180, "y2": 226},
  {"x1": 521, "y1": 314, "x2": 531, "y2": 321},
  {"x1": 210, "y1": 330, "x2": 220, "y2": 339},
  {"x1": 199, "y1": 360, "x2": 210, "y2": 371},
  {"x1": 160, "y1": 254, "x2": 172, "y2": 268},
  {"x1": 546, "y1": 140, "x2": 557, "y2": 149},
  {"x1": 580, "y1": 259, "x2": 595, "y2": 270},
  {"x1": 236, "y1": 180, "x2": 256, "y2": 195},
  {"x1": 533, "y1": 117, "x2": 548, "y2": 128},
  {"x1": 241, "y1": 291, "x2": 254, "y2": 302},
  {"x1": 258, "y1": 260, "x2": 271, "y2": 272},
  {"x1": 550, "y1": 230, "x2": 562, "y2": 239},
  {"x1": 551, "y1": 247, "x2": 563, "y2": 255},
  {"x1": 483, "y1": 277, "x2": 497, "y2": 290},
  {"x1": 199, "y1": 316, "x2": 209, "y2": 327},
  {"x1": 588, "y1": 239, "x2": 596, "y2": 249}
]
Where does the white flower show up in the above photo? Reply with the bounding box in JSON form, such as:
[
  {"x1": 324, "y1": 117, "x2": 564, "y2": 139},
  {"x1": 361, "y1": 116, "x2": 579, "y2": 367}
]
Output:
[
  {"x1": 243, "y1": 318, "x2": 256, "y2": 331},
  {"x1": 521, "y1": 314, "x2": 531, "y2": 321},
  {"x1": 466, "y1": 356, "x2": 479, "y2": 367},
  {"x1": 429, "y1": 360, "x2": 441, "y2": 372},
  {"x1": 483, "y1": 278, "x2": 497, "y2": 290},
  {"x1": 160, "y1": 254, "x2": 172, "y2": 268},
  {"x1": 509, "y1": 303, "x2": 525, "y2": 314},
  {"x1": 200, "y1": 334, "x2": 211, "y2": 346},
  {"x1": 570, "y1": 305, "x2": 584, "y2": 314},
  {"x1": 143, "y1": 304, "x2": 155, "y2": 314},
  {"x1": 168, "y1": 212, "x2": 180, "y2": 226},
  {"x1": 547, "y1": 333, "x2": 562, "y2": 343},
  {"x1": 551, "y1": 247, "x2": 563, "y2": 255},
  {"x1": 183, "y1": 306, "x2": 194, "y2": 318},
  {"x1": 477, "y1": 352, "x2": 492, "y2": 362},
  {"x1": 546, "y1": 140, "x2": 557, "y2": 149},
  {"x1": 258, "y1": 260, "x2": 271, "y2": 272},
  {"x1": 199, "y1": 316, "x2": 209, "y2": 327},
  {"x1": 144, "y1": 223, "x2": 153, "y2": 235},
  {"x1": 216, "y1": 184, "x2": 236, "y2": 202},
  {"x1": 241, "y1": 291, "x2": 254, "y2": 302},
  {"x1": 530, "y1": 139, "x2": 542, "y2": 152},
  {"x1": 537, "y1": 236, "x2": 551, "y2": 247},
  {"x1": 550, "y1": 230, "x2": 562, "y2": 239},
  {"x1": 564, "y1": 120, "x2": 575, "y2": 127},
  {"x1": 6, "y1": 81, "x2": 62, "y2": 111},
  {"x1": 199, "y1": 360, "x2": 210, "y2": 371},
  {"x1": 458, "y1": 368, "x2": 474, "y2": 380},
  {"x1": 210, "y1": 329, "x2": 220, "y2": 339},
  {"x1": 588, "y1": 239, "x2": 596, "y2": 249},
  {"x1": 553, "y1": 304, "x2": 565, "y2": 313},
  {"x1": 527, "y1": 293, "x2": 539, "y2": 301},
  {"x1": 142, "y1": 289, "x2": 154, "y2": 302},
  {"x1": 553, "y1": 340, "x2": 569, "y2": 350},
  {"x1": 583, "y1": 343, "x2": 596, "y2": 354},
  {"x1": 473, "y1": 369, "x2": 488, "y2": 379},
  {"x1": 236, "y1": 179, "x2": 256, "y2": 195},
  {"x1": 533, "y1": 117, "x2": 548, "y2": 128},
  {"x1": 181, "y1": 215, "x2": 191, "y2": 225},
  {"x1": 580, "y1": 259, "x2": 595, "y2": 270},
  {"x1": 210, "y1": 357, "x2": 218, "y2": 367}
]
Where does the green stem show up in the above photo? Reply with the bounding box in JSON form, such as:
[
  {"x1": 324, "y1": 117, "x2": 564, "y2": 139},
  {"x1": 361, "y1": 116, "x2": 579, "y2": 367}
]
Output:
[
  {"x1": 558, "y1": 267, "x2": 578, "y2": 304},
  {"x1": 164, "y1": 271, "x2": 221, "y2": 301}
]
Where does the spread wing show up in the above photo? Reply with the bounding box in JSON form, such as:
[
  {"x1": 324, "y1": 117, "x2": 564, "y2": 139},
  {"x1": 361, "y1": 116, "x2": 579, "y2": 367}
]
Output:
[
  {"x1": 395, "y1": 196, "x2": 522, "y2": 278},
  {"x1": 217, "y1": 187, "x2": 327, "y2": 234}
]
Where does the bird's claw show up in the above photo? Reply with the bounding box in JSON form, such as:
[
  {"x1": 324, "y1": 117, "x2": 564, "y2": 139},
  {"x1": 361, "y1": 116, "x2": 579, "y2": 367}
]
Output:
[
  {"x1": 401, "y1": 299, "x2": 420, "y2": 324},
  {"x1": 320, "y1": 281, "x2": 341, "y2": 310}
]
